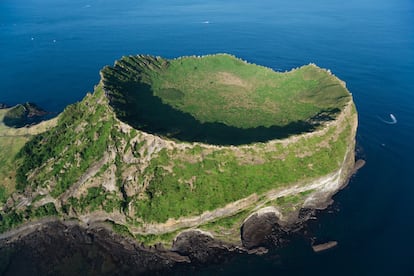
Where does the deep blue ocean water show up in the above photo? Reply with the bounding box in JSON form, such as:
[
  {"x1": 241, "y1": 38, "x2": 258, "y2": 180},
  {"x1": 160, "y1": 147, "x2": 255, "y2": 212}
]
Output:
[{"x1": 1, "y1": 0, "x2": 414, "y2": 275}]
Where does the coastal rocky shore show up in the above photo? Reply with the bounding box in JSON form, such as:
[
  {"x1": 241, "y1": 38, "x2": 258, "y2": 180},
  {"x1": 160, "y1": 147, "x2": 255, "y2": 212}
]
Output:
[
  {"x1": 0, "y1": 157, "x2": 363, "y2": 276},
  {"x1": 0, "y1": 214, "x2": 300, "y2": 275}
]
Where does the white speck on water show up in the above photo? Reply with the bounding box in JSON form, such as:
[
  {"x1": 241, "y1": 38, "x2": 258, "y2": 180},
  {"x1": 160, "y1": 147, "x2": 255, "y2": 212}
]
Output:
[{"x1": 378, "y1": 113, "x2": 397, "y2": 124}]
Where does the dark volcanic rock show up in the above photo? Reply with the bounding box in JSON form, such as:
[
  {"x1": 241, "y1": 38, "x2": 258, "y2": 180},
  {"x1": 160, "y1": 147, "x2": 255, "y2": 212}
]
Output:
[
  {"x1": 0, "y1": 208, "x2": 336, "y2": 275},
  {"x1": 0, "y1": 205, "x2": 347, "y2": 275},
  {"x1": 241, "y1": 211, "x2": 295, "y2": 250},
  {"x1": 172, "y1": 230, "x2": 239, "y2": 264},
  {"x1": 0, "y1": 222, "x2": 189, "y2": 275}
]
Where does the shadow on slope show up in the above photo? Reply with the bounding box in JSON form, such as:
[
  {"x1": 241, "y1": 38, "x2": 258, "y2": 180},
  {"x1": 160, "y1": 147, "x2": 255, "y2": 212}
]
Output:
[{"x1": 104, "y1": 79, "x2": 330, "y2": 145}]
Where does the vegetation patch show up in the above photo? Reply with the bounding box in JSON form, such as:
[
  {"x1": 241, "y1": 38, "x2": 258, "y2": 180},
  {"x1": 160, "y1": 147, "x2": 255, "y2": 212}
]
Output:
[
  {"x1": 106, "y1": 220, "x2": 134, "y2": 238},
  {"x1": 0, "y1": 109, "x2": 56, "y2": 201},
  {"x1": 102, "y1": 54, "x2": 349, "y2": 145},
  {"x1": 14, "y1": 86, "x2": 114, "y2": 197},
  {"x1": 128, "y1": 121, "x2": 348, "y2": 223}
]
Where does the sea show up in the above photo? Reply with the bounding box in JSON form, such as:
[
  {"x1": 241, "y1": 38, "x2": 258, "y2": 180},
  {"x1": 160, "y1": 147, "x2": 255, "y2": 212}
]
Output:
[{"x1": 1, "y1": 0, "x2": 414, "y2": 275}]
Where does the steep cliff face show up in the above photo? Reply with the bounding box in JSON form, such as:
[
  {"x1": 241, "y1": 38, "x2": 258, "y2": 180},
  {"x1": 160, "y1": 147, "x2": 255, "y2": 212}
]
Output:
[
  {"x1": 0, "y1": 54, "x2": 358, "y2": 250},
  {"x1": 303, "y1": 101, "x2": 358, "y2": 210},
  {"x1": 237, "y1": 99, "x2": 357, "y2": 249}
]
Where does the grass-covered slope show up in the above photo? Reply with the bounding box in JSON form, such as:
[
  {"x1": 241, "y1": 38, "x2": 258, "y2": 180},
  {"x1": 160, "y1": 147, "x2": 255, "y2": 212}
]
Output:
[
  {"x1": 0, "y1": 108, "x2": 57, "y2": 230},
  {"x1": 14, "y1": 87, "x2": 114, "y2": 196},
  {"x1": 102, "y1": 54, "x2": 349, "y2": 135},
  {"x1": 0, "y1": 54, "x2": 357, "y2": 246}
]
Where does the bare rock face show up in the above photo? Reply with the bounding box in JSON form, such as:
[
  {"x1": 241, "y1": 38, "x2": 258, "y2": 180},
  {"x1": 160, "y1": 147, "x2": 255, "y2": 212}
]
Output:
[
  {"x1": 241, "y1": 211, "x2": 283, "y2": 249},
  {"x1": 172, "y1": 230, "x2": 238, "y2": 264}
]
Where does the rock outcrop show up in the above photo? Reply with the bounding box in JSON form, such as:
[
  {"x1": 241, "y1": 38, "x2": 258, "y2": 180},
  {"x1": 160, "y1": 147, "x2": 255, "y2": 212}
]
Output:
[{"x1": 2, "y1": 102, "x2": 48, "y2": 128}]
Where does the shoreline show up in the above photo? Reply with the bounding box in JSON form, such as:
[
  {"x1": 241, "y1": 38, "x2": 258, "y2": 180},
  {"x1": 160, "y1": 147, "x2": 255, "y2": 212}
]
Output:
[
  {"x1": 0, "y1": 158, "x2": 365, "y2": 247},
  {"x1": 0, "y1": 157, "x2": 364, "y2": 274}
]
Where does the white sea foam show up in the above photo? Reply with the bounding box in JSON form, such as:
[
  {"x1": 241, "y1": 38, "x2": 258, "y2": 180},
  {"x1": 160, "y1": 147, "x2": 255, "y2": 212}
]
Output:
[{"x1": 379, "y1": 113, "x2": 397, "y2": 124}]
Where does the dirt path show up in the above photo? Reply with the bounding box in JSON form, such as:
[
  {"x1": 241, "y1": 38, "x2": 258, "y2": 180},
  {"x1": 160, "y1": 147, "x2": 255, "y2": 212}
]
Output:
[
  {"x1": 78, "y1": 166, "x2": 342, "y2": 235},
  {"x1": 1, "y1": 164, "x2": 347, "y2": 240},
  {"x1": 59, "y1": 153, "x2": 110, "y2": 204},
  {"x1": 127, "y1": 170, "x2": 341, "y2": 235}
]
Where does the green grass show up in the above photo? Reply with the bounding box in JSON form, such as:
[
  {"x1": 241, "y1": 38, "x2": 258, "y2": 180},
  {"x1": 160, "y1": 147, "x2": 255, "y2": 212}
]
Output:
[
  {"x1": 130, "y1": 122, "x2": 351, "y2": 223},
  {"x1": 0, "y1": 186, "x2": 6, "y2": 203},
  {"x1": 4, "y1": 104, "x2": 26, "y2": 120},
  {"x1": 273, "y1": 190, "x2": 314, "y2": 206},
  {"x1": 0, "y1": 202, "x2": 59, "y2": 233},
  {"x1": 197, "y1": 209, "x2": 253, "y2": 244},
  {"x1": 265, "y1": 190, "x2": 316, "y2": 216},
  {"x1": 0, "y1": 108, "x2": 52, "y2": 201},
  {"x1": 203, "y1": 209, "x2": 251, "y2": 230},
  {"x1": 107, "y1": 220, "x2": 134, "y2": 238},
  {"x1": 14, "y1": 86, "x2": 114, "y2": 197},
  {"x1": 0, "y1": 136, "x2": 28, "y2": 199},
  {"x1": 0, "y1": 210, "x2": 23, "y2": 233},
  {"x1": 104, "y1": 54, "x2": 349, "y2": 129}
]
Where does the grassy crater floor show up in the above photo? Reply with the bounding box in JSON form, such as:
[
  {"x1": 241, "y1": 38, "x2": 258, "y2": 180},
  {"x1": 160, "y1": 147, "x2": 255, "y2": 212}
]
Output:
[{"x1": 102, "y1": 54, "x2": 350, "y2": 145}]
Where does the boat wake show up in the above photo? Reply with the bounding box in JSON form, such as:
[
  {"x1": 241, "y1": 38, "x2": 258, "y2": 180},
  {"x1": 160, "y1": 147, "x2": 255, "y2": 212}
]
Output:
[{"x1": 378, "y1": 113, "x2": 397, "y2": 124}]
